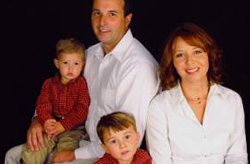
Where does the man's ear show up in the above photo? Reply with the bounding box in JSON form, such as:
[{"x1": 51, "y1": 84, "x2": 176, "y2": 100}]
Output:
[
  {"x1": 101, "y1": 144, "x2": 110, "y2": 154},
  {"x1": 125, "y1": 13, "x2": 133, "y2": 27},
  {"x1": 54, "y1": 59, "x2": 59, "y2": 69}
]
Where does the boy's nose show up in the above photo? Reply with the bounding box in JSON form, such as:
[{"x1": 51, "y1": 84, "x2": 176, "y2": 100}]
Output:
[
  {"x1": 68, "y1": 66, "x2": 73, "y2": 71},
  {"x1": 118, "y1": 142, "x2": 125, "y2": 148}
]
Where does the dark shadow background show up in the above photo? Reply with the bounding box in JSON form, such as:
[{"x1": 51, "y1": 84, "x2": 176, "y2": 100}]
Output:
[{"x1": 2, "y1": 0, "x2": 249, "y2": 162}]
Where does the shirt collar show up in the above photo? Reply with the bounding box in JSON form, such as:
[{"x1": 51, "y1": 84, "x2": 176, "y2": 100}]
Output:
[
  {"x1": 171, "y1": 82, "x2": 224, "y2": 104},
  {"x1": 94, "y1": 29, "x2": 134, "y2": 62}
]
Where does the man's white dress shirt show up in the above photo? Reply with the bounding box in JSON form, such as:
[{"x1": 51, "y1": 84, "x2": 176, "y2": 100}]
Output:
[
  {"x1": 75, "y1": 29, "x2": 159, "y2": 159},
  {"x1": 146, "y1": 83, "x2": 248, "y2": 164}
]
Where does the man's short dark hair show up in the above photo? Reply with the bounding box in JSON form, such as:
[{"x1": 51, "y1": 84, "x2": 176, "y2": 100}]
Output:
[{"x1": 124, "y1": 0, "x2": 133, "y2": 16}]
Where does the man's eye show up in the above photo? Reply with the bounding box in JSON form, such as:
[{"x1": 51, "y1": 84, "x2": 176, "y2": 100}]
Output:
[
  {"x1": 109, "y1": 12, "x2": 117, "y2": 17},
  {"x1": 92, "y1": 11, "x2": 101, "y2": 16}
]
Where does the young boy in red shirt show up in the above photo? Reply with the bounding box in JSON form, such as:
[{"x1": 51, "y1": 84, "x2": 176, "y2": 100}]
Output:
[
  {"x1": 94, "y1": 112, "x2": 151, "y2": 164},
  {"x1": 21, "y1": 38, "x2": 90, "y2": 164}
]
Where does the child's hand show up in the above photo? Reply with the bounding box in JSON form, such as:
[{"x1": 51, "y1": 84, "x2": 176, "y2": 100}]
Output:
[
  {"x1": 53, "y1": 122, "x2": 65, "y2": 137},
  {"x1": 44, "y1": 119, "x2": 56, "y2": 139}
]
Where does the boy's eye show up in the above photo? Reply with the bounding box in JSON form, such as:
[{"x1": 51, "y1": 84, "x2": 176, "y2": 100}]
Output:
[
  {"x1": 62, "y1": 61, "x2": 68, "y2": 65},
  {"x1": 110, "y1": 139, "x2": 116, "y2": 144},
  {"x1": 74, "y1": 62, "x2": 79, "y2": 66},
  {"x1": 125, "y1": 134, "x2": 131, "y2": 140}
]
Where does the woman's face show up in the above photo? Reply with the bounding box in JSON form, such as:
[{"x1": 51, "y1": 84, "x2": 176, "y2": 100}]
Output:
[{"x1": 173, "y1": 37, "x2": 209, "y2": 84}]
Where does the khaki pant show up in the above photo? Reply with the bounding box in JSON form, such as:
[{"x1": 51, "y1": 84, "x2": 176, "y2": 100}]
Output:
[
  {"x1": 5, "y1": 140, "x2": 98, "y2": 164},
  {"x1": 21, "y1": 130, "x2": 83, "y2": 164}
]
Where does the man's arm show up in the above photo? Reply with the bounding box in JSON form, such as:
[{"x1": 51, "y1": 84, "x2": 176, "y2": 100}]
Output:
[{"x1": 115, "y1": 62, "x2": 159, "y2": 144}]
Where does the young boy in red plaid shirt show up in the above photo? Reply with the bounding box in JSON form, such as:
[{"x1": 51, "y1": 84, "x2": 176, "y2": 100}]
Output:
[
  {"x1": 21, "y1": 38, "x2": 90, "y2": 164},
  {"x1": 94, "y1": 112, "x2": 151, "y2": 164}
]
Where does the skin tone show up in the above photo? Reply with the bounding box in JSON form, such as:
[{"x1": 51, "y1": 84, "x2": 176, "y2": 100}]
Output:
[
  {"x1": 51, "y1": 0, "x2": 133, "y2": 162},
  {"x1": 27, "y1": 0, "x2": 132, "y2": 162},
  {"x1": 91, "y1": 0, "x2": 132, "y2": 54},
  {"x1": 102, "y1": 126, "x2": 140, "y2": 164},
  {"x1": 173, "y1": 37, "x2": 209, "y2": 124},
  {"x1": 26, "y1": 117, "x2": 44, "y2": 151},
  {"x1": 54, "y1": 52, "x2": 84, "y2": 85}
]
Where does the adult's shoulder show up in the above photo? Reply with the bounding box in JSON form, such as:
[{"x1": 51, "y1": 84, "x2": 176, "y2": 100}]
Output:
[
  {"x1": 129, "y1": 38, "x2": 157, "y2": 65},
  {"x1": 212, "y1": 84, "x2": 243, "y2": 109},
  {"x1": 214, "y1": 84, "x2": 242, "y2": 100},
  {"x1": 86, "y1": 43, "x2": 101, "y2": 57},
  {"x1": 149, "y1": 89, "x2": 174, "y2": 114},
  {"x1": 151, "y1": 88, "x2": 176, "y2": 104}
]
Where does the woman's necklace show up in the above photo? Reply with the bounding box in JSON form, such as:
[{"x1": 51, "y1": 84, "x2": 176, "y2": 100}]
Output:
[{"x1": 186, "y1": 96, "x2": 207, "y2": 105}]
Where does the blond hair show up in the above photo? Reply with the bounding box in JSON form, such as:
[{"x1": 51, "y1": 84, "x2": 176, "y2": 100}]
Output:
[{"x1": 55, "y1": 38, "x2": 85, "y2": 60}]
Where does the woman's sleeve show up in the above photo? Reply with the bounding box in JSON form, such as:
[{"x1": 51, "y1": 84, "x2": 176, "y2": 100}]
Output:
[
  {"x1": 146, "y1": 98, "x2": 172, "y2": 164},
  {"x1": 225, "y1": 93, "x2": 248, "y2": 164}
]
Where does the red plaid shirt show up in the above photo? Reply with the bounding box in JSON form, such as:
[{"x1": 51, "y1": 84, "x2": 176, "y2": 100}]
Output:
[
  {"x1": 36, "y1": 74, "x2": 90, "y2": 130},
  {"x1": 94, "y1": 149, "x2": 152, "y2": 164}
]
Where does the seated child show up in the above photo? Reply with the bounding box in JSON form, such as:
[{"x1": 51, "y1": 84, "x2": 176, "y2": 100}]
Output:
[
  {"x1": 94, "y1": 111, "x2": 152, "y2": 164},
  {"x1": 21, "y1": 38, "x2": 90, "y2": 164}
]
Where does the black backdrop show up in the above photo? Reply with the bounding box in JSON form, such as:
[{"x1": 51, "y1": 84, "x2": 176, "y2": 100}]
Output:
[{"x1": 2, "y1": 0, "x2": 249, "y2": 162}]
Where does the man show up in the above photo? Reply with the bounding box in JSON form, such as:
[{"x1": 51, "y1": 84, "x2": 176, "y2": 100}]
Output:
[{"x1": 5, "y1": 0, "x2": 159, "y2": 163}]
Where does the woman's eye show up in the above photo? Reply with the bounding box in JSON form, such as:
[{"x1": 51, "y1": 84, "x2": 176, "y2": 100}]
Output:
[
  {"x1": 194, "y1": 48, "x2": 204, "y2": 55},
  {"x1": 175, "y1": 53, "x2": 184, "y2": 58},
  {"x1": 194, "y1": 50, "x2": 202, "y2": 55}
]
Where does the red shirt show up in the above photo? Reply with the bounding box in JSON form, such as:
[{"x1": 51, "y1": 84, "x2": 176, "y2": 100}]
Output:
[
  {"x1": 94, "y1": 149, "x2": 152, "y2": 164},
  {"x1": 36, "y1": 75, "x2": 90, "y2": 130}
]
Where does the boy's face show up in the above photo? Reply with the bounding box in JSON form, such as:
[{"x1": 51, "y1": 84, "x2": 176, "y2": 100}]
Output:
[
  {"x1": 54, "y1": 52, "x2": 84, "y2": 84},
  {"x1": 102, "y1": 126, "x2": 139, "y2": 164}
]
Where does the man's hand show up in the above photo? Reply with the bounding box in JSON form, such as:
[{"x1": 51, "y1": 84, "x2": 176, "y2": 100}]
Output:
[
  {"x1": 51, "y1": 151, "x2": 75, "y2": 163},
  {"x1": 27, "y1": 117, "x2": 44, "y2": 151}
]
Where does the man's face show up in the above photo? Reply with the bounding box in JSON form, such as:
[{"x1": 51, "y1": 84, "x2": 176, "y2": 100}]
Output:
[{"x1": 91, "y1": 0, "x2": 132, "y2": 53}]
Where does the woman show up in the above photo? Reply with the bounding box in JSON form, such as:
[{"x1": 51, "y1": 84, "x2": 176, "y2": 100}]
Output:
[{"x1": 146, "y1": 23, "x2": 248, "y2": 163}]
